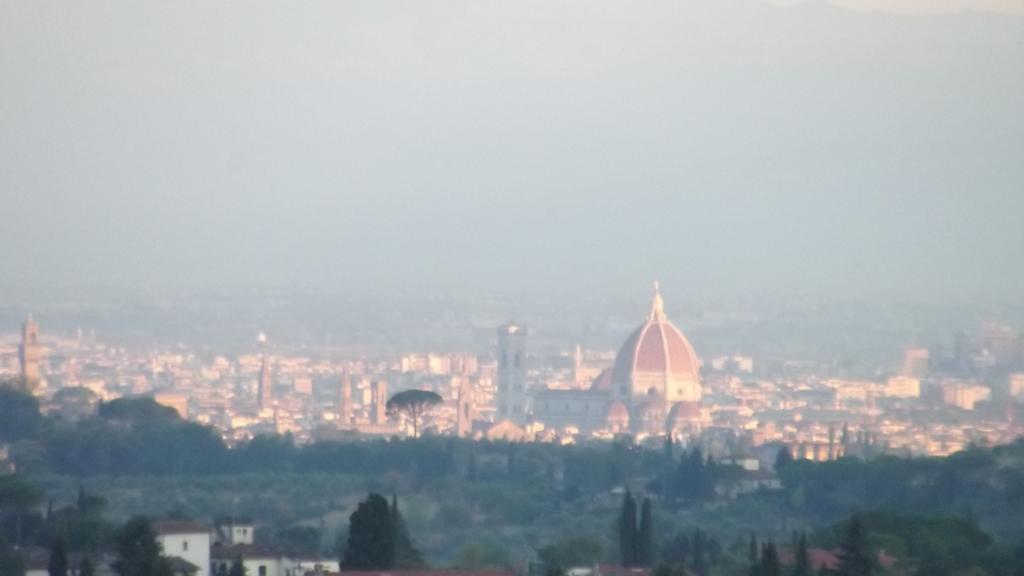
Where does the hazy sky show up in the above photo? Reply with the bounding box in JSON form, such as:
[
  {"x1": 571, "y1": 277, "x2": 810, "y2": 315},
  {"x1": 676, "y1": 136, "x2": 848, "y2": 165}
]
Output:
[
  {"x1": 766, "y1": 0, "x2": 1024, "y2": 14},
  {"x1": 2, "y1": 0, "x2": 1022, "y2": 303}
]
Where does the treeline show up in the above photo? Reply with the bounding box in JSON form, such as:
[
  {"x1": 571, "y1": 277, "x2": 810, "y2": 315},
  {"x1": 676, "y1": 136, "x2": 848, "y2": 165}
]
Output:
[
  {"x1": 773, "y1": 443, "x2": 1024, "y2": 534},
  {"x1": 2, "y1": 389, "x2": 457, "y2": 478},
  {"x1": 5, "y1": 387, "x2": 1024, "y2": 539}
]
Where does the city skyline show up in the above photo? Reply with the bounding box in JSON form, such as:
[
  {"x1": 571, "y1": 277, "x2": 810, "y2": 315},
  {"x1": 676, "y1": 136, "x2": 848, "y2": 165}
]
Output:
[{"x1": 2, "y1": 2, "x2": 1024, "y2": 576}]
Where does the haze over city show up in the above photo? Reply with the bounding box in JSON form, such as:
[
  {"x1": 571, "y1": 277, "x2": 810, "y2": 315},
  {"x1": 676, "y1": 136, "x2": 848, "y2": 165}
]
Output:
[{"x1": 2, "y1": 3, "x2": 1024, "y2": 576}]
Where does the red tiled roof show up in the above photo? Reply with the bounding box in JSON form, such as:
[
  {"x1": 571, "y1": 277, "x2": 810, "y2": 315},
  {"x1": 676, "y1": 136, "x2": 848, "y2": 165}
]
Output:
[
  {"x1": 807, "y1": 549, "x2": 840, "y2": 570},
  {"x1": 779, "y1": 548, "x2": 896, "y2": 571}
]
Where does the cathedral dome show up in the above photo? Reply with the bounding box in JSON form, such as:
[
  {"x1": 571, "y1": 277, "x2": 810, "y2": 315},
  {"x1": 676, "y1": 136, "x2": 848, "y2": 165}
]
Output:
[{"x1": 611, "y1": 283, "x2": 701, "y2": 403}]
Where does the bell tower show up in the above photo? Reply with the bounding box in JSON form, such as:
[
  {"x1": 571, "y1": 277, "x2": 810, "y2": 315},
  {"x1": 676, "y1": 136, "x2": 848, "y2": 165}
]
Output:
[
  {"x1": 497, "y1": 322, "x2": 529, "y2": 424},
  {"x1": 19, "y1": 314, "x2": 41, "y2": 386},
  {"x1": 456, "y1": 378, "x2": 475, "y2": 437}
]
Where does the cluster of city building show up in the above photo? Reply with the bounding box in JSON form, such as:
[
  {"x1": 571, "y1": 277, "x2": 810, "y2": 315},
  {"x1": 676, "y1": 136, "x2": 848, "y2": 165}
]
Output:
[{"x1": 3, "y1": 285, "x2": 1023, "y2": 464}]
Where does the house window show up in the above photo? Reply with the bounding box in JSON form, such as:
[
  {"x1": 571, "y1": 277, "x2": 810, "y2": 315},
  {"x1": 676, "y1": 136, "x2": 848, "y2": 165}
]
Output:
[
  {"x1": 183, "y1": 541, "x2": 189, "y2": 552},
  {"x1": 259, "y1": 566, "x2": 267, "y2": 576}
]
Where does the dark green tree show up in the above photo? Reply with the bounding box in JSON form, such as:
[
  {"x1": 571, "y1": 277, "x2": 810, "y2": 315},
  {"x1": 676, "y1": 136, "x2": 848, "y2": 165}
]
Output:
[
  {"x1": 99, "y1": 398, "x2": 179, "y2": 423},
  {"x1": 48, "y1": 537, "x2": 69, "y2": 576},
  {"x1": 390, "y1": 494, "x2": 424, "y2": 569},
  {"x1": 758, "y1": 543, "x2": 781, "y2": 576},
  {"x1": 341, "y1": 493, "x2": 395, "y2": 570},
  {"x1": 0, "y1": 387, "x2": 42, "y2": 441},
  {"x1": 637, "y1": 498, "x2": 653, "y2": 567},
  {"x1": 749, "y1": 534, "x2": 759, "y2": 565},
  {"x1": 837, "y1": 515, "x2": 872, "y2": 576},
  {"x1": 0, "y1": 476, "x2": 43, "y2": 546},
  {"x1": 793, "y1": 533, "x2": 811, "y2": 576},
  {"x1": 775, "y1": 447, "x2": 794, "y2": 470},
  {"x1": 675, "y1": 449, "x2": 715, "y2": 503},
  {"x1": 619, "y1": 491, "x2": 637, "y2": 567},
  {"x1": 385, "y1": 390, "x2": 442, "y2": 438},
  {"x1": 114, "y1": 517, "x2": 168, "y2": 576}
]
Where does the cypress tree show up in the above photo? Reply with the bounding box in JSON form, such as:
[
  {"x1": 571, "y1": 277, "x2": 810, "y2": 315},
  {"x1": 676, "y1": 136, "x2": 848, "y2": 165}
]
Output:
[
  {"x1": 637, "y1": 498, "x2": 653, "y2": 567},
  {"x1": 619, "y1": 491, "x2": 637, "y2": 567},
  {"x1": 837, "y1": 514, "x2": 872, "y2": 576},
  {"x1": 48, "y1": 537, "x2": 68, "y2": 576},
  {"x1": 793, "y1": 532, "x2": 811, "y2": 576},
  {"x1": 341, "y1": 493, "x2": 395, "y2": 570},
  {"x1": 749, "y1": 534, "x2": 759, "y2": 565},
  {"x1": 114, "y1": 517, "x2": 164, "y2": 576},
  {"x1": 759, "y1": 543, "x2": 781, "y2": 576},
  {"x1": 391, "y1": 494, "x2": 425, "y2": 569},
  {"x1": 775, "y1": 447, "x2": 794, "y2": 470}
]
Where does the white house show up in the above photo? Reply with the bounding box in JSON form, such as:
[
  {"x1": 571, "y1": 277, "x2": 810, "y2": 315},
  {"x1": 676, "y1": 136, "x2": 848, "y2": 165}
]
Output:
[
  {"x1": 155, "y1": 521, "x2": 212, "y2": 576},
  {"x1": 215, "y1": 517, "x2": 256, "y2": 546},
  {"x1": 211, "y1": 544, "x2": 300, "y2": 576}
]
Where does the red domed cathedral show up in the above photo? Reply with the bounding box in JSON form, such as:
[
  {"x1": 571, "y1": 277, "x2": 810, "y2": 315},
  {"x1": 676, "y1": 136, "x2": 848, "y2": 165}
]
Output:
[{"x1": 533, "y1": 283, "x2": 707, "y2": 437}]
